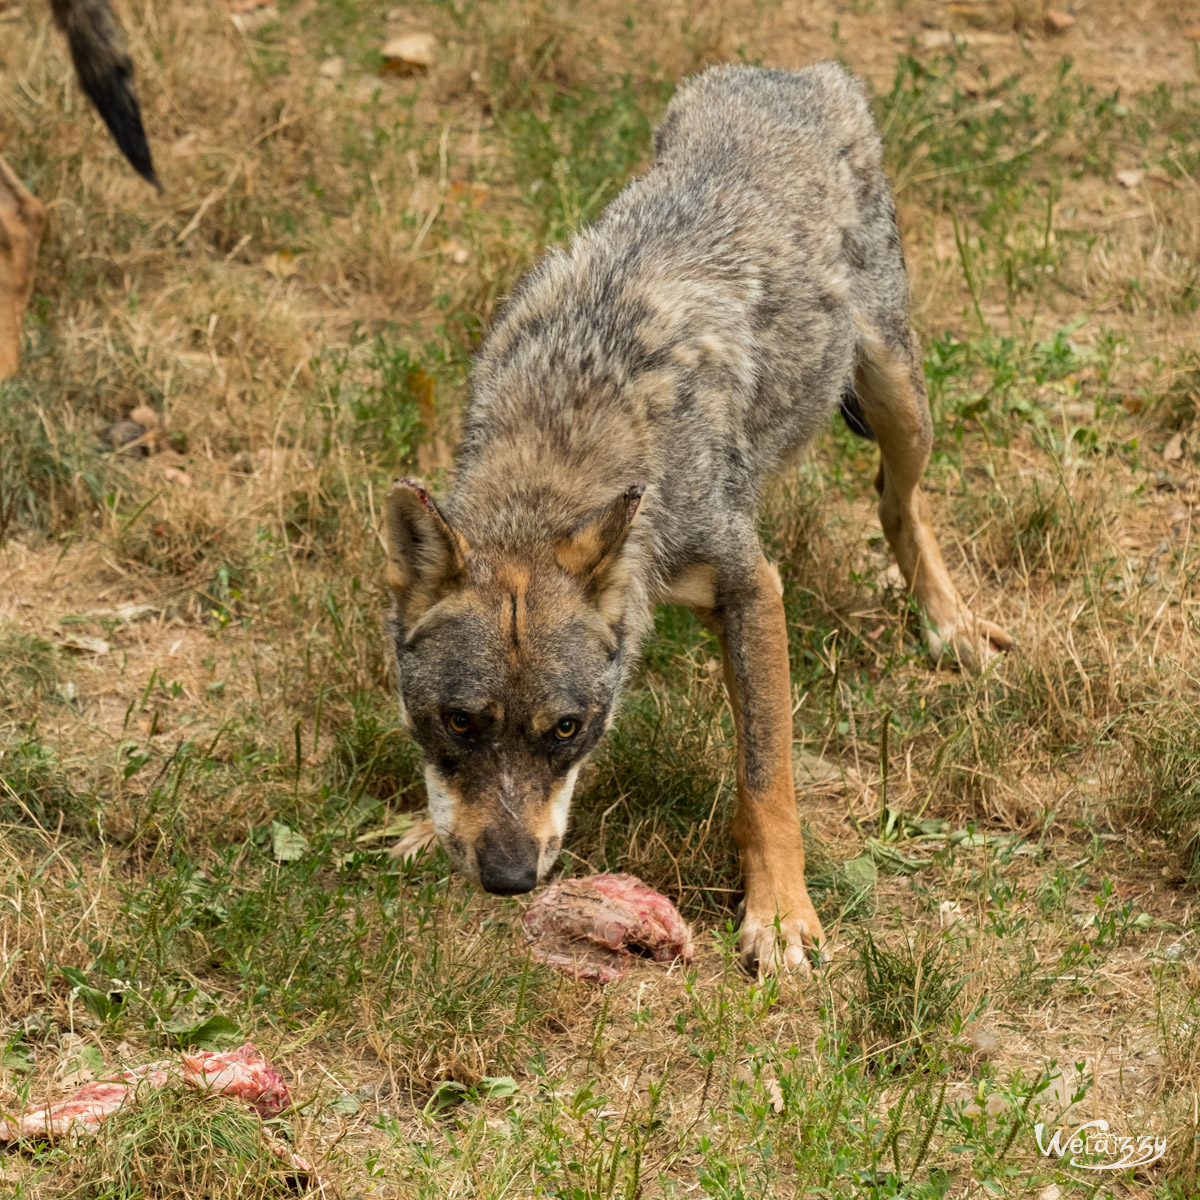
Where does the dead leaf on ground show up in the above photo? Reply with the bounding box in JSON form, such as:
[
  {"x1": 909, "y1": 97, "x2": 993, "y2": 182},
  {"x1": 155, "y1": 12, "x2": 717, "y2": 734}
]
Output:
[
  {"x1": 967, "y1": 1026, "x2": 999, "y2": 1055},
  {"x1": 944, "y1": 2, "x2": 990, "y2": 27},
  {"x1": 734, "y1": 1063, "x2": 785, "y2": 1113},
  {"x1": 129, "y1": 405, "x2": 160, "y2": 430},
  {"x1": 56, "y1": 1067, "x2": 98, "y2": 1092},
  {"x1": 1116, "y1": 168, "x2": 1144, "y2": 189},
  {"x1": 1163, "y1": 433, "x2": 1185, "y2": 463},
  {"x1": 763, "y1": 1068, "x2": 784, "y2": 1114},
  {"x1": 439, "y1": 240, "x2": 471, "y2": 266},
  {"x1": 318, "y1": 56, "x2": 345, "y2": 80},
  {"x1": 171, "y1": 132, "x2": 199, "y2": 159},
  {"x1": 262, "y1": 249, "x2": 300, "y2": 281},
  {"x1": 1045, "y1": 9, "x2": 1075, "y2": 33},
  {"x1": 58, "y1": 634, "x2": 111, "y2": 656},
  {"x1": 920, "y1": 30, "x2": 965, "y2": 50},
  {"x1": 793, "y1": 751, "x2": 841, "y2": 785},
  {"x1": 1184, "y1": 26, "x2": 1200, "y2": 41},
  {"x1": 449, "y1": 181, "x2": 489, "y2": 208},
  {"x1": 75, "y1": 604, "x2": 157, "y2": 626},
  {"x1": 381, "y1": 33, "x2": 435, "y2": 75}
]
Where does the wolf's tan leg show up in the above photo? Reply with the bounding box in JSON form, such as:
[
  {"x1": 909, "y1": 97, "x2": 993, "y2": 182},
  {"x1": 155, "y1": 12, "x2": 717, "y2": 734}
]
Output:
[
  {"x1": 0, "y1": 156, "x2": 47, "y2": 381},
  {"x1": 856, "y1": 332, "x2": 1012, "y2": 671},
  {"x1": 713, "y1": 556, "x2": 825, "y2": 976}
]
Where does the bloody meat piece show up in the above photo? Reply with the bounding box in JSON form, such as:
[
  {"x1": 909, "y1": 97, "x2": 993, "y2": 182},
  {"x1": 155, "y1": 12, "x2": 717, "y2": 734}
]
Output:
[
  {"x1": 1, "y1": 1042, "x2": 294, "y2": 1143},
  {"x1": 181, "y1": 1043, "x2": 291, "y2": 1117},
  {"x1": 1, "y1": 1063, "x2": 173, "y2": 1139},
  {"x1": 522, "y1": 873, "x2": 695, "y2": 984}
]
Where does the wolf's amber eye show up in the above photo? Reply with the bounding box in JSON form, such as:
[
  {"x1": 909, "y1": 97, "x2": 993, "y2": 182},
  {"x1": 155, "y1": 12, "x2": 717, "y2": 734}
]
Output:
[
  {"x1": 447, "y1": 712, "x2": 471, "y2": 736},
  {"x1": 555, "y1": 718, "x2": 578, "y2": 741}
]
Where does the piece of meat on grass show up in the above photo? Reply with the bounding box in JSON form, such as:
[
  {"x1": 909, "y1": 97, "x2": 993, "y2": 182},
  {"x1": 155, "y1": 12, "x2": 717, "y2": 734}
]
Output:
[
  {"x1": 586, "y1": 874, "x2": 696, "y2": 962},
  {"x1": 181, "y1": 1042, "x2": 292, "y2": 1116},
  {"x1": 1, "y1": 1043, "x2": 294, "y2": 1141},
  {"x1": 2, "y1": 1064, "x2": 173, "y2": 1139},
  {"x1": 522, "y1": 936, "x2": 630, "y2": 986},
  {"x1": 522, "y1": 873, "x2": 694, "y2": 984}
]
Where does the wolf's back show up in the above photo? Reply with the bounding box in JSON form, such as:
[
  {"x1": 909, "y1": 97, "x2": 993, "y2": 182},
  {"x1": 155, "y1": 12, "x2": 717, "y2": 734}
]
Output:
[
  {"x1": 49, "y1": 0, "x2": 158, "y2": 186},
  {"x1": 653, "y1": 62, "x2": 882, "y2": 213}
]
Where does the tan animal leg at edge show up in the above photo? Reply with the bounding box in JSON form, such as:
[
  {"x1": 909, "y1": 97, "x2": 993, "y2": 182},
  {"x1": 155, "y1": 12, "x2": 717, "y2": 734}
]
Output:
[{"x1": 0, "y1": 156, "x2": 46, "y2": 381}]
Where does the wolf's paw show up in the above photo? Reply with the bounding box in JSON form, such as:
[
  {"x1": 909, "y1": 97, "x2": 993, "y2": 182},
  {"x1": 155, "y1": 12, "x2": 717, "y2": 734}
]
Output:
[
  {"x1": 737, "y1": 891, "x2": 827, "y2": 978},
  {"x1": 388, "y1": 817, "x2": 438, "y2": 864},
  {"x1": 930, "y1": 613, "x2": 1013, "y2": 674}
]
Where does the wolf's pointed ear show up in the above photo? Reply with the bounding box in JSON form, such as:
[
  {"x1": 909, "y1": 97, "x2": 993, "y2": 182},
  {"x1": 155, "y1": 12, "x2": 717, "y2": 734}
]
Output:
[
  {"x1": 556, "y1": 484, "x2": 645, "y2": 587},
  {"x1": 385, "y1": 478, "x2": 469, "y2": 608}
]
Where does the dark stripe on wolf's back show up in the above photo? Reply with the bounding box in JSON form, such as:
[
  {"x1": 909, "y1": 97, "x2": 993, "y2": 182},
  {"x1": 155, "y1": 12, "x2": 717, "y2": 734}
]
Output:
[
  {"x1": 839, "y1": 385, "x2": 875, "y2": 441},
  {"x1": 50, "y1": 0, "x2": 159, "y2": 187}
]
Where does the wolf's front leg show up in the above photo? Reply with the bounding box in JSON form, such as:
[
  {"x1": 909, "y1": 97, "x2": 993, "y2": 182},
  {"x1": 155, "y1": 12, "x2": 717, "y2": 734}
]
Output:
[{"x1": 714, "y1": 556, "x2": 825, "y2": 976}]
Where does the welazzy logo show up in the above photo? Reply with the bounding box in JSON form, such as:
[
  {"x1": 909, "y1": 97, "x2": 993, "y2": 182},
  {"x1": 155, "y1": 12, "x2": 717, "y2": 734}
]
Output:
[{"x1": 1035, "y1": 1120, "x2": 1166, "y2": 1171}]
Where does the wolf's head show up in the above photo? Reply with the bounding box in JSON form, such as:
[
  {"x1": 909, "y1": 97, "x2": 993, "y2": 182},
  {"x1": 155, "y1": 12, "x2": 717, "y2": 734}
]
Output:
[{"x1": 383, "y1": 478, "x2": 646, "y2": 894}]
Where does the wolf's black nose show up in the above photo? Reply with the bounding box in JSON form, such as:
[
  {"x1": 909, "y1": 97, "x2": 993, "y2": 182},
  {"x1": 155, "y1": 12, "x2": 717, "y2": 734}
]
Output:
[
  {"x1": 479, "y1": 860, "x2": 538, "y2": 895},
  {"x1": 476, "y1": 830, "x2": 539, "y2": 895}
]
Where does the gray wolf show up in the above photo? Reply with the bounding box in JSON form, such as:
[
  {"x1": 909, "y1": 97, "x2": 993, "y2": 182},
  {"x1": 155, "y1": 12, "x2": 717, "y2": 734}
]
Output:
[{"x1": 383, "y1": 62, "x2": 1012, "y2": 975}]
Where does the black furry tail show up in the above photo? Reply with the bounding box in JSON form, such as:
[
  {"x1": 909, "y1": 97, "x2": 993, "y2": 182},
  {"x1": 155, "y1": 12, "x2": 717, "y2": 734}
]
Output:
[
  {"x1": 839, "y1": 385, "x2": 876, "y2": 441},
  {"x1": 50, "y1": 0, "x2": 159, "y2": 188}
]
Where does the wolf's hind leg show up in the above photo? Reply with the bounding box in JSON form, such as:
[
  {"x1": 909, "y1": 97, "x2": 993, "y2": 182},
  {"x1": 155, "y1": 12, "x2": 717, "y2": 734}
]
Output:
[
  {"x1": 854, "y1": 326, "x2": 1012, "y2": 670},
  {"x1": 0, "y1": 156, "x2": 46, "y2": 381}
]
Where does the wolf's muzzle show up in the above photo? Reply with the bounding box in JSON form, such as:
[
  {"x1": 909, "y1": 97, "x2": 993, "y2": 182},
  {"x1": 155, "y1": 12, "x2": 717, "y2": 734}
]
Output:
[{"x1": 475, "y1": 827, "x2": 540, "y2": 895}]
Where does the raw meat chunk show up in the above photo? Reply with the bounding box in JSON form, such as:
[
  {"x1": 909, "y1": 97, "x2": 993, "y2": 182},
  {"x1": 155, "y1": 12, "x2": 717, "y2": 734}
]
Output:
[
  {"x1": 181, "y1": 1042, "x2": 291, "y2": 1116},
  {"x1": 2, "y1": 1064, "x2": 172, "y2": 1138},
  {"x1": 522, "y1": 873, "x2": 694, "y2": 984},
  {"x1": 2, "y1": 1042, "x2": 293, "y2": 1141}
]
